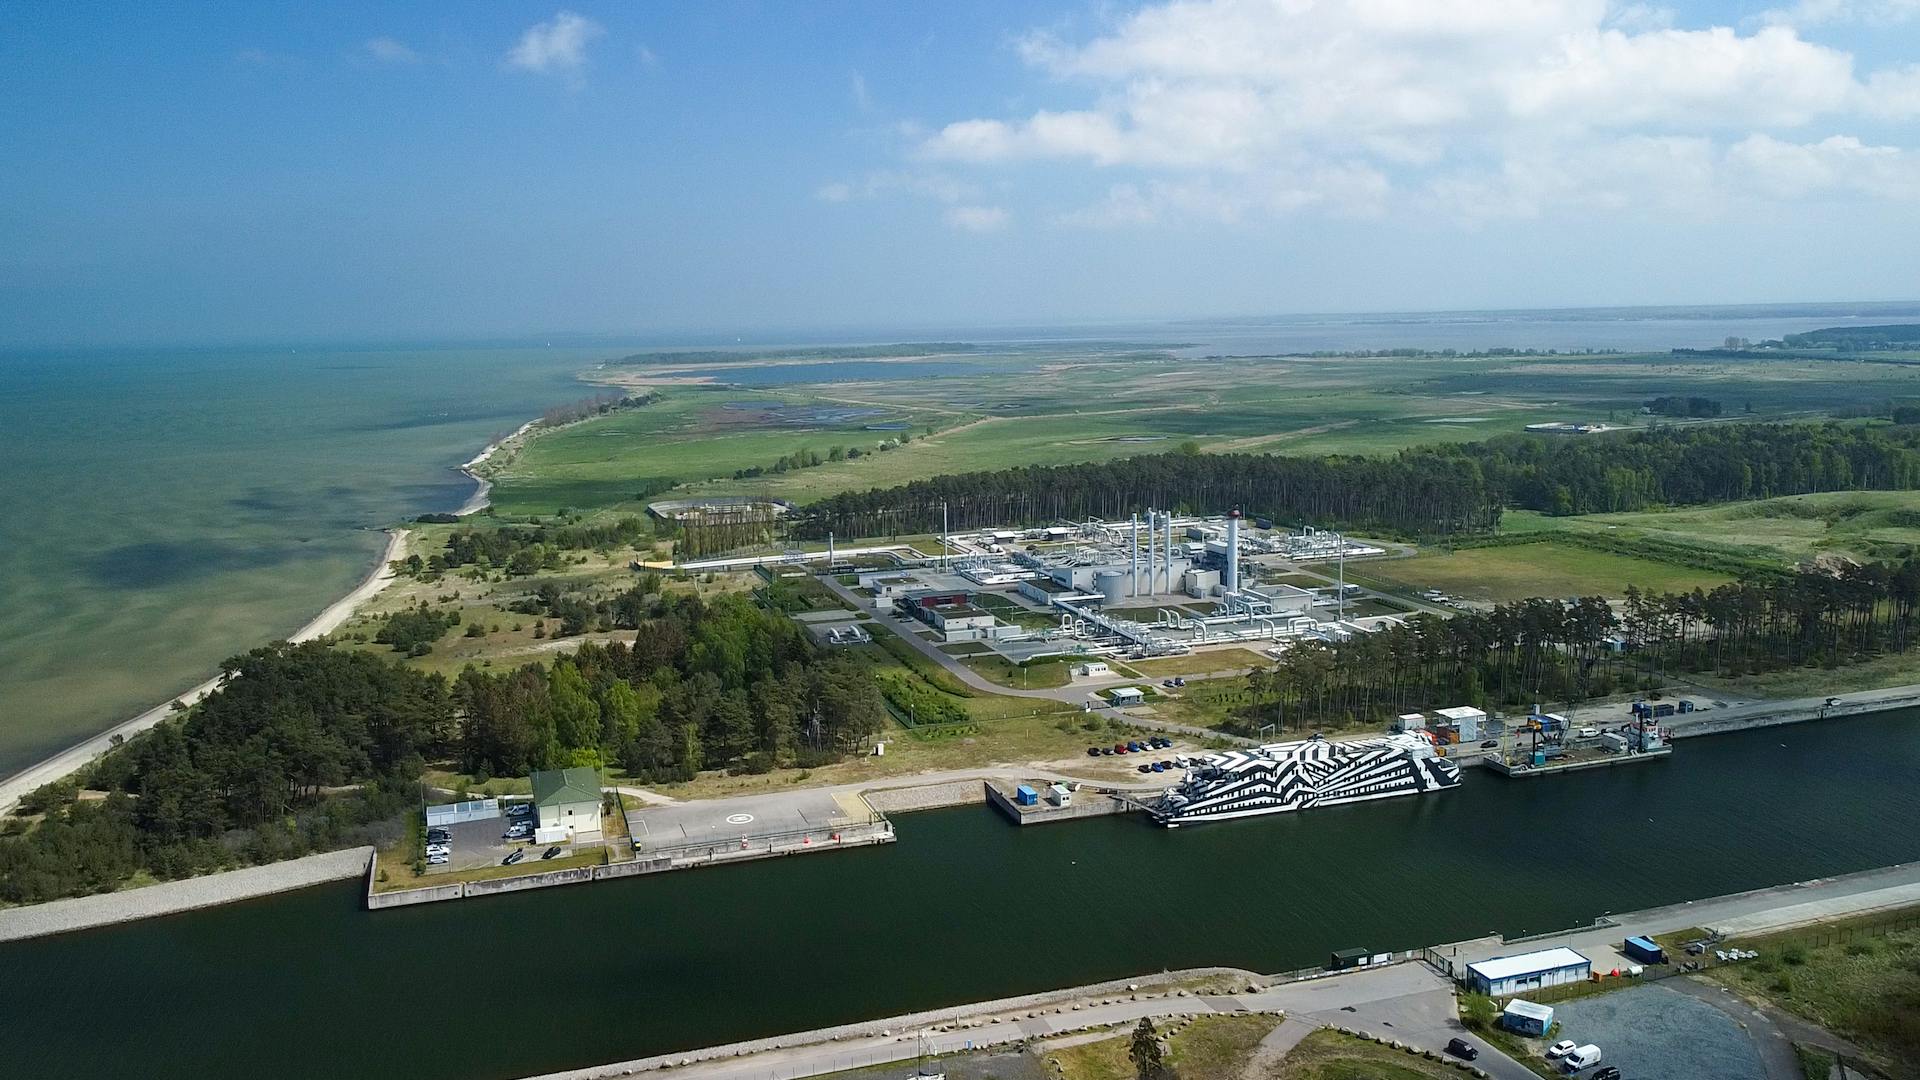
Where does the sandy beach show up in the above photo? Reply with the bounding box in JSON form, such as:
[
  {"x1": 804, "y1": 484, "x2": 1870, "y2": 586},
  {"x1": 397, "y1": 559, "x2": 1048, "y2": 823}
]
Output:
[
  {"x1": 456, "y1": 419, "x2": 537, "y2": 516},
  {"x1": 0, "y1": 527, "x2": 412, "y2": 816}
]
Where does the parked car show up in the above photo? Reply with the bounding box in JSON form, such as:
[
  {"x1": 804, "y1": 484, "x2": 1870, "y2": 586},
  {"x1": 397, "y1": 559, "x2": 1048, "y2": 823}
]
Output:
[
  {"x1": 426, "y1": 853, "x2": 449, "y2": 866},
  {"x1": 541, "y1": 846, "x2": 563, "y2": 860},
  {"x1": 1086, "y1": 747, "x2": 1102, "y2": 757},
  {"x1": 1480, "y1": 739, "x2": 1499, "y2": 749},
  {"x1": 1112, "y1": 743, "x2": 1129, "y2": 754},
  {"x1": 1445, "y1": 1038, "x2": 1478, "y2": 1061},
  {"x1": 502, "y1": 850, "x2": 525, "y2": 866},
  {"x1": 1137, "y1": 764, "x2": 1152, "y2": 773},
  {"x1": 1172, "y1": 677, "x2": 1185, "y2": 687},
  {"x1": 1099, "y1": 747, "x2": 1114, "y2": 756},
  {"x1": 1591, "y1": 1068, "x2": 1621, "y2": 1080},
  {"x1": 1162, "y1": 679, "x2": 1175, "y2": 688},
  {"x1": 1546, "y1": 1041, "x2": 1577, "y2": 1060},
  {"x1": 426, "y1": 827, "x2": 450, "y2": 841},
  {"x1": 1150, "y1": 762, "x2": 1166, "y2": 773}
]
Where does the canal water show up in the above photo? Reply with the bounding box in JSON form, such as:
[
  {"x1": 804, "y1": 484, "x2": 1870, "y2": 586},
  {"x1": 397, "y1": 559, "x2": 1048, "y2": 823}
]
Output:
[{"x1": 9, "y1": 711, "x2": 1920, "y2": 1080}]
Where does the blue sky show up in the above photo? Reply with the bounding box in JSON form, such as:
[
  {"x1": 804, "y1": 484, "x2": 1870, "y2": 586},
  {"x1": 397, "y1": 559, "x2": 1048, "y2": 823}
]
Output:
[{"x1": 3, "y1": 1, "x2": 1918, "y2": 346}]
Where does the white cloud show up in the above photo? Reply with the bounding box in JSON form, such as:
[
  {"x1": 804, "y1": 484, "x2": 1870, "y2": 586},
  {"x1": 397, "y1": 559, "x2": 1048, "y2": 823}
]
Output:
[
  {"x1": 911, "y1": 0, "x2": 1920, "y2": 225},
  {"x1": 505, "y1": 11, "x2": 603, "y2": 77},
  {"x1": 1761, "y1": 0, "x2": 1920, "y2": 26},
  {"x1": 363, "y1": 37, "x2": 420, "y2": 64},
  {"x1": 945, "y1": 205, "x2": 1010, "y2": 232},
  {"x1": 851, "y1": 71, "x2": 873, "y2": 112}
]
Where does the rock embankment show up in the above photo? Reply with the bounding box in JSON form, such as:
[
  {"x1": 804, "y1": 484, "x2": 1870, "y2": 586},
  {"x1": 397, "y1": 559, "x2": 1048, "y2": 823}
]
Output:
[{"x1": 0, "y1": 845, "x2": 373, "y2": 943}]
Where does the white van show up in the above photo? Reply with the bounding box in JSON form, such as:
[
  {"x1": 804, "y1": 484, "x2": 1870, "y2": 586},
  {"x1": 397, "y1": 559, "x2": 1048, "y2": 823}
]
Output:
[
  {"x1": 1576, "y1": 726, "x2": 1600, "y2": 738},
  {"x1": 1560, "y1": 1045, "x2": 1602, "y2": 1072}
]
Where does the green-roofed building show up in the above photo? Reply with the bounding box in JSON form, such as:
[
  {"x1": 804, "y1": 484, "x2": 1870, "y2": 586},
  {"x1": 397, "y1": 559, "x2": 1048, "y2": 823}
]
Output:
[{"x1": 530, "y1": 767, "x2": 603, "y2": 840}]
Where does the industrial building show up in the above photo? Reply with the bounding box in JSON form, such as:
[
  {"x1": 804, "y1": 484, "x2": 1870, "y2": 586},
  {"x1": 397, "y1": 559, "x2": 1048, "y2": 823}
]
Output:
[
  {"x1": 530, "y1": 767, "x2": 603, "y2": 844},
  {"x1": 1466, "y1": 947, "x2": 1593, "y2": 996}
]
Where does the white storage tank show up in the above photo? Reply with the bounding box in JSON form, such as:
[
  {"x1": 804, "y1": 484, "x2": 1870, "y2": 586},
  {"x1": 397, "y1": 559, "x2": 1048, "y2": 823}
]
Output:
[{"x1": 1095, "y1": 569, "x2": 1127, "y2": 606}]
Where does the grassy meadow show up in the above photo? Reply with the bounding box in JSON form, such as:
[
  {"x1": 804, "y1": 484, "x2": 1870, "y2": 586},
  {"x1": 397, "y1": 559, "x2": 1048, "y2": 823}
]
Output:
[
  {"x1": 1351, "y1": 540, "x2": 1731, "y2": 603},
  {"x1": 485, "y1": 345, "x2": 1920, "y2": 523}
]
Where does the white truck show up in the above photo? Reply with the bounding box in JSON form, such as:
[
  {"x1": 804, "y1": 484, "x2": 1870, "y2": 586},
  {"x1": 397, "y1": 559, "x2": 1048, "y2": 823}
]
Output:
[{"x1": 1560, "y1": 1044, "x2": 1602, "y2": 1073}]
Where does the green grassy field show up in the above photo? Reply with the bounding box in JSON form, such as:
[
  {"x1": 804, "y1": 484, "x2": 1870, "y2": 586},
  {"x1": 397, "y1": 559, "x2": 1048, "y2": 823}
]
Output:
[
  {"x1": 1503, "y1": 490, "x2": 1920, "y2": 565},
  {"x1": 482, "y1": 345, "x2": 1920, "y2": 522},
  {"x1": 1356, "y1": 540, "x2": 1730, "y2": 602},
  {"x1": 1271, "y1": 1029, "x2": 1466, "y2": 1080},
  {"x1": 1704, "y1": 908, "x2": 1920, "y2": 1078}
]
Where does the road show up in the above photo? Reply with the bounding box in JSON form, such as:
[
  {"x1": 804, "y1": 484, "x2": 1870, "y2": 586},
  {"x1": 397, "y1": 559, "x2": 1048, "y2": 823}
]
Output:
[
  {"x1": 522, "y1": 962, "x2": 1534, "y2": 1080},
  {"x1": 819, "y1": 576, "x2": 1258, "y2": 745}
]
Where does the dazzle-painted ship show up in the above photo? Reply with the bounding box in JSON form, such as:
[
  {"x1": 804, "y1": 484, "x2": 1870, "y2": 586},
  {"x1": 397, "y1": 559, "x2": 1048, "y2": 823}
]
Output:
[{"x1": 1152, "y1": 732, "x2": 1460, "y2": 827}]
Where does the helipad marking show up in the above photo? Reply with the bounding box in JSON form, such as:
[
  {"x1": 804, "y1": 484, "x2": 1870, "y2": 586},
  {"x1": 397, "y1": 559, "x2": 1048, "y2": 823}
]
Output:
[{"x1": 725, "y1": 813, "x2": 755, "y2": 825}]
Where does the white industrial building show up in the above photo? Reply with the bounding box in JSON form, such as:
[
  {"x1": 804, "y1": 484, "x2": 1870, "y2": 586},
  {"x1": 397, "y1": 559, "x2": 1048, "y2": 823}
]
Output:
[{"x1": 1466, "y1": 948, "x2": 1592, "y2": 996}]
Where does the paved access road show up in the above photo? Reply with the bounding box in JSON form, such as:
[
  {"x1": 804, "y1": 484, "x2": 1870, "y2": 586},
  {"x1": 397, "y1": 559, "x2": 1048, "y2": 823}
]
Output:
[{"x1": 524, "y1": 963, "x2": 1533, "y2": 1080}]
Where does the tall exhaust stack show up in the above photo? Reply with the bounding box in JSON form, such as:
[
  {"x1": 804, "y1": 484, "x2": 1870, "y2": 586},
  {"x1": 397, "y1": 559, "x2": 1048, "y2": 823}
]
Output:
[
  {"x1": 1226, "y1": 510, "x2": 1241, "y2": 594},
  {"x1": 1146, "y1": 508, "x2": 1157, "y2": 597},
  {"x1": 828, "y1": 531, "x2": 836, "y2": 569},
  {"x1": 1164, "y1": 513, "x2": 1176, "y2": 593},
  {"x1": 1131, "y1": 513, "x2": 1141, "y2": 597}
]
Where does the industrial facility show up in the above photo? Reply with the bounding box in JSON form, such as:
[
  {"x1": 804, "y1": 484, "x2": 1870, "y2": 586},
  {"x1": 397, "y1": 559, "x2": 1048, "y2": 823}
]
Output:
[{"x1": 847, "y1": 511, "x2": 1393, "y2": 663}]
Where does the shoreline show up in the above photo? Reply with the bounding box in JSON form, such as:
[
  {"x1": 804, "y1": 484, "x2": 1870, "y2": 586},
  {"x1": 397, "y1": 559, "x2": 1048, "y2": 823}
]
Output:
[
  {"x1": 0, "y1": 526, "x2": 412, "y2": 816},
  {"x1": 0, "y1": 406, "x2": 547, "y2": 817},
  {"x1": 456, "y1": 418, "x2": 538, "y2": 516}
]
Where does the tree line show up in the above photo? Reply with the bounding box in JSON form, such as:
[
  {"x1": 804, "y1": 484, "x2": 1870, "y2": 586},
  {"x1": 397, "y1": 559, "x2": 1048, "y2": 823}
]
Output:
[
  {"x1": 1, "y1": 594, "x2": 884, "y2": 904},
  {"x1": 1, "y1": 643, "x2": 447, "y2": 904},
  {"x1": 1231, "y1": 556, "x2": 1920, "y2": 732},
  {"x1": 455, "y1": 593, "x2": 885, "y2": 783},
  {"x1": 791, "y1": 422, "x2": 1920, "y2": 540}
]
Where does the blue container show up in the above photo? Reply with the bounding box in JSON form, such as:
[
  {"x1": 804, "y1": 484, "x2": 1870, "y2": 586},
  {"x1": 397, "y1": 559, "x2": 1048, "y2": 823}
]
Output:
[
  {"x1": 1623, "y1": 935, "x2": 1667, "y2": 965},
  {"x1": 1015, "y1": 785, "x2": 1039, "y2": 806}
]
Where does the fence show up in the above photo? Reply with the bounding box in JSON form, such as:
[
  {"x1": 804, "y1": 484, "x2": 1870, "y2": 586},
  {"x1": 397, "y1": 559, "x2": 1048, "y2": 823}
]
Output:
[{"x1": 424, "y1": 798, "x2": 500, "y2": 827}]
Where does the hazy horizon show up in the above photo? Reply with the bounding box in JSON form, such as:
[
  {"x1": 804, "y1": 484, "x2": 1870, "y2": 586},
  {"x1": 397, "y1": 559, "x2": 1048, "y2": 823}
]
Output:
[{"x1": 6, "y1": 2, "x2": 1920, "y2": 347}]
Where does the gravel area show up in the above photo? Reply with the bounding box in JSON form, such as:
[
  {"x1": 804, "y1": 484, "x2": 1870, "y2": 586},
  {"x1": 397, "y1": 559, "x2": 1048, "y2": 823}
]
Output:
[
  {"x1": 1552, "y1": 983, "x2": 1767, "y2": 1080},
  {"x1": 0, "y1": 846, "x2": 372, "y2": 943}
]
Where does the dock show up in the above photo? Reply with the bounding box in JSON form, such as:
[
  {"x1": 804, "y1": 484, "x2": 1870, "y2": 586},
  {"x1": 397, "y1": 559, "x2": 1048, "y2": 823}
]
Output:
[
  {"x1": 1481, "y1": 745, "x2": 1673, "y2": 778},
  {"x1": 984, "y1": 780, "x2": 1133, "y2": 825}
]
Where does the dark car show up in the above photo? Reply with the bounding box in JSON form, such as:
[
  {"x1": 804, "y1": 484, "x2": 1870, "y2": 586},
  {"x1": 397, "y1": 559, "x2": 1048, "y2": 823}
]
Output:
[
  {"x1": 1480, "y1": 739, "x2": 1499, "y2": 749},
  {"x1": 502, "y1": 850, "x2": 525, "y2": 866},
  {"x1": 1100, "y1": 747, "x2": 1114, "y2": 756},
  {"x1": 1087, "y1": 746, "x2": 1101, "y2": 757},
  {"x1": 1444, "y1": 1038, "x2": 1477, "y2": 1061},
  {"x1": 1591, "y1": 1068, "x2": 1621, "y2": 1080},
  {"x1": 1137, "y1": 763, "x2": 1152, "y2": 773},
  {"x1": 1172, "y1": 677, "x2": 1186, "y2": 687},
  {"x1": 1151, "y1": 762, "x2": 1166, "y2": 772},
  {"x1": 541, "y1": 846, "x2": 563, "y2": 860}
]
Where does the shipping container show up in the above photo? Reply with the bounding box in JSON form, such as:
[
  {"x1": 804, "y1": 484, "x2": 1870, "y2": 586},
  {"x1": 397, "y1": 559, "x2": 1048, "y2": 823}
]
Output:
[
  {"x1": 1328, "y1": 947, "x2": 1370, "y2": 971},
  {"x1": 1015, "y1": 785, "x2": 1038, "y2": 806},
  {"x1": 1622, "y1": 935, "x2": 1667, "y2": 965}
]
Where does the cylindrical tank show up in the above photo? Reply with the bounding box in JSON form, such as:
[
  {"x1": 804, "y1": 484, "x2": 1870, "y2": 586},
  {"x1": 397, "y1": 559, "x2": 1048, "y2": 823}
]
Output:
[{"x1": 1095, "y1": 569, "x2": 1127, "y2": 606}]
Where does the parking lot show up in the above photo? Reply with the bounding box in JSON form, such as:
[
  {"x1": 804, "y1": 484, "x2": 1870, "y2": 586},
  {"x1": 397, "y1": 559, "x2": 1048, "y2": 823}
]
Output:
[
  {"x1": 1550, "y1": 983, "x2": 1768, "y2": 1080},
  {"x1": 425, "y1": 804, "x2": 539, "y2": 873}
]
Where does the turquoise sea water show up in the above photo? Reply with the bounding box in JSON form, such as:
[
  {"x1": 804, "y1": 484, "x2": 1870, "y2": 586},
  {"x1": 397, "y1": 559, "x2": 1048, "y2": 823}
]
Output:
[{"x1": 0, "y1": 346, "x2": 602, "y2": 776}]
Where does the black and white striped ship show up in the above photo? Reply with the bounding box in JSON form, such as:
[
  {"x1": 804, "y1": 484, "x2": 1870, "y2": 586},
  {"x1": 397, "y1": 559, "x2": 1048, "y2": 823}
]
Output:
[{"x1": 1151, "y1": 732, "x2": 1461, "y2": 827}]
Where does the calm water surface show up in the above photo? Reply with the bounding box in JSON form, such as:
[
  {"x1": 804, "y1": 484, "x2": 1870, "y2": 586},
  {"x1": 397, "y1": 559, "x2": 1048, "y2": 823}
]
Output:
[{"x1": 6, "y1": 712, "x2": 1918, "y2": 1080}]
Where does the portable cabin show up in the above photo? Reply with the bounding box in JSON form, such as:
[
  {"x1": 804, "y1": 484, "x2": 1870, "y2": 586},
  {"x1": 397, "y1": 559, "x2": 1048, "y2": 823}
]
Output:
[
  {"x1": 1466, "y1": 947, "x2": 1592, "y2": 996},
  {"x1": 1048, "y1": 783, "x2": 1072, "y2": 807},
  {"x1": 1014, "y1": 784, "x2": 1039, "y2": 806},
  {"x1": 1501, "y1": 999, "x2": 1554, "y2": 1037}
]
